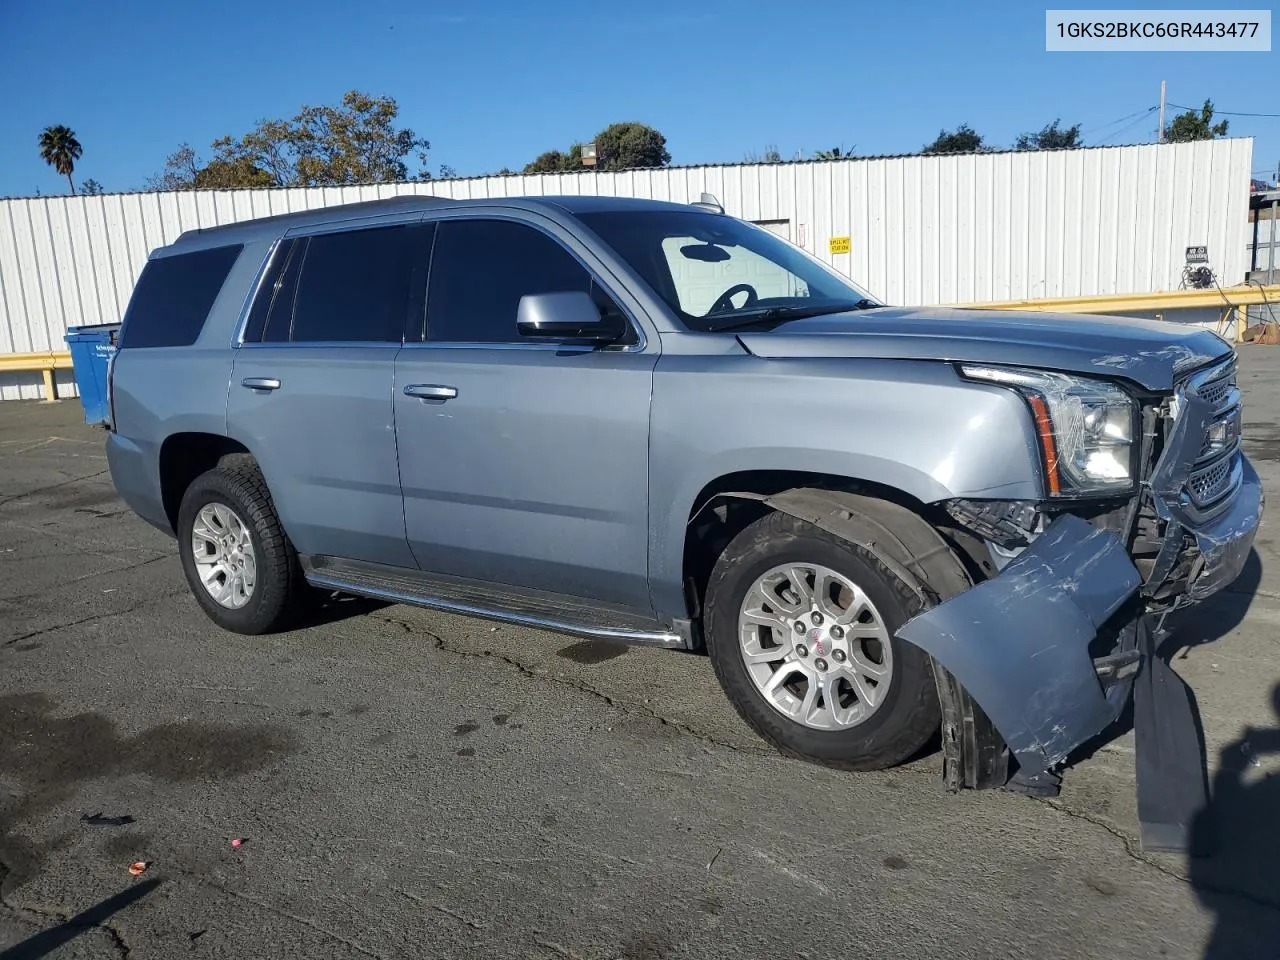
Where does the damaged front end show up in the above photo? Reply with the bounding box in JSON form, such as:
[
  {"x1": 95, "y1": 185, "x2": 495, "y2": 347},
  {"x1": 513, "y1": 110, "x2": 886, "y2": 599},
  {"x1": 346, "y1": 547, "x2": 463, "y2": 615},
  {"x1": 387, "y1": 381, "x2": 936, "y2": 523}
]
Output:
[{"x1": 901, "y1": 355, "x2": 1263, "y2": 851}]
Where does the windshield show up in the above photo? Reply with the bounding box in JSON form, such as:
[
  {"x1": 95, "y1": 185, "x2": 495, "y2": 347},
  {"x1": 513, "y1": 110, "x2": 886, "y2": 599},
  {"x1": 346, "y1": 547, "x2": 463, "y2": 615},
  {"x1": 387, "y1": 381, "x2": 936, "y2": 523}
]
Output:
[{"x1": 574, "y1": 210, "x2": 880, "y2": 332}]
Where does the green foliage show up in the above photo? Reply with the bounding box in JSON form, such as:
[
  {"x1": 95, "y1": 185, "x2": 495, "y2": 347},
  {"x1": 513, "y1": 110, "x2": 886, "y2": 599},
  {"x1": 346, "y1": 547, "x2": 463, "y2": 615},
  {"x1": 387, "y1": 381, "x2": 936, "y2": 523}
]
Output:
[
  {"x1": 921, "y1": 124, "x2": 986, "y2": 155},
  {"x1": 38, "y1": 124, "x2": 83, "y2": 194},
  {"x1": 79, "y1": 178, "x2": 104, "y2": 196},
  {"x1": 1015, "y1": 119, "x2": 1082, "y2": 151},
  {"x1": 1165, "y1": 100, "x2": 1229, "y2": 142},
  {"x1": 524, "y1": 124, "x2": 667, "y2": 174},
  {"x1": 813, "y1": 146, "x2": 855, "y2": 160},
  {"x1": 593, "y1": 122, "x2": 670, "y2": 171},
  {"x1": 148, "y1": 91, "x2": 430, "y2": 190},
  {"x1": 523, "y1": 148, "x2": 580, "y2": 174}
]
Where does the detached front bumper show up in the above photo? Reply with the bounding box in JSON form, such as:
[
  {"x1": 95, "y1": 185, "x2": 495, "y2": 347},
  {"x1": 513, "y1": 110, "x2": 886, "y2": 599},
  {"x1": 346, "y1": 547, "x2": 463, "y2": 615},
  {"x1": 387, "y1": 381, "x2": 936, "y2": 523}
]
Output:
[{"x1": 897, "y1": 357, "x2": 1263, "y2": 849}]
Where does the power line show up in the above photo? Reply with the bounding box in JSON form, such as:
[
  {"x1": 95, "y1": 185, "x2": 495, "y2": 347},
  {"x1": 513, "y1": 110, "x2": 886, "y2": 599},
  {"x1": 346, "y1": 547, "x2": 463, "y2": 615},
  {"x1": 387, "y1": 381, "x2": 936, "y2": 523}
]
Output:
[
  {"x1": 1081, "y1": 105, "x2": 1159, "y2": 138},
  {"x1": 1094, "y1": 107, "x2": 1161, "y2": 145},
  {"x1": 1167, "y1": 101, "x2": 1280, "y2": 119}
]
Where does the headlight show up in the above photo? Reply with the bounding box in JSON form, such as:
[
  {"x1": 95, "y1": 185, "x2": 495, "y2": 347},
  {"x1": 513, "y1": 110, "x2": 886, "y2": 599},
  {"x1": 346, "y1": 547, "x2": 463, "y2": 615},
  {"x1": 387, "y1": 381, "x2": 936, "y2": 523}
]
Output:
[{"x1": 960, "y1": 365, "x2": 1135, "y2": 496}]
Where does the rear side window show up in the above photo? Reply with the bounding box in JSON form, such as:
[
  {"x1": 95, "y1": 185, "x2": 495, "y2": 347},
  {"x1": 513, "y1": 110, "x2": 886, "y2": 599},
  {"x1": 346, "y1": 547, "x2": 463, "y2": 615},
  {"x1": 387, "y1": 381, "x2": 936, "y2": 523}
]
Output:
[
  {"x1": 292, "y1": 225, "x2": 421, "y2": 342},
  {"x1": 118, "y1": 244, "x2": 242, "y2": 349},
  {"x1": 241, "y1": 225, "x2": 427, "y2": 344}
]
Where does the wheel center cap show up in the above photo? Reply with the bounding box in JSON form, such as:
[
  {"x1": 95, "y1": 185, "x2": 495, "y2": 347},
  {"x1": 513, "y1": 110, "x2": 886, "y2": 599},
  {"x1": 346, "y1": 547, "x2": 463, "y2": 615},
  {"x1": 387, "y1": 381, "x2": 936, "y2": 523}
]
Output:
[{"x1": 807, "y1": 629, "x2": 826, "y2": 655}]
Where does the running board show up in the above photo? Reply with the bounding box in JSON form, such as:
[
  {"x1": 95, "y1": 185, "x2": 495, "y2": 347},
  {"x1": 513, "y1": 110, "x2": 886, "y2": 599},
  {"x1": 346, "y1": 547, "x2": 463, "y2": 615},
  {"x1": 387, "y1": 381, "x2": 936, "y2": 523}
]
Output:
[{"x1": 300, "y1": 555, "x2": 689, "y2": 649}]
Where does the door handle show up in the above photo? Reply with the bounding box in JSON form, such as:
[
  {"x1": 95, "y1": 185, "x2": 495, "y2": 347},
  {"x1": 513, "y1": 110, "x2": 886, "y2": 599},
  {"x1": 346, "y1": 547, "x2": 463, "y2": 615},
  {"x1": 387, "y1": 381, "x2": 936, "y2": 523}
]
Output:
[
  {"x1": 404, "y1": 384, "x2": 458, "y2": 402},
  {"x1": 241, "y1": 377, "x2": 281, "y2": 391}
]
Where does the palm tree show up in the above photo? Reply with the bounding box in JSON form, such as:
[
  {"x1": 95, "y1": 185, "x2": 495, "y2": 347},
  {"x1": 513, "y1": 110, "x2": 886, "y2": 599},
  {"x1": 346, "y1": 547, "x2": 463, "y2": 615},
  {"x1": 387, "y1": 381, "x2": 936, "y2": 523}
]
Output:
[{"x1": 38, "y1": 125, "x2": 83, "y2": 195}]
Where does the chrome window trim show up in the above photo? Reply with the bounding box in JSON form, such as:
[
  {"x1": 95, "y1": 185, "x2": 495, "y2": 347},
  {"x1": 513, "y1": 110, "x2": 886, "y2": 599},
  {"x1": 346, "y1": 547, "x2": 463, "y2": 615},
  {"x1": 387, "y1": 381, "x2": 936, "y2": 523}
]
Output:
[{"x1": 231, "y1": 236, "x2": 288, "y2": 348}]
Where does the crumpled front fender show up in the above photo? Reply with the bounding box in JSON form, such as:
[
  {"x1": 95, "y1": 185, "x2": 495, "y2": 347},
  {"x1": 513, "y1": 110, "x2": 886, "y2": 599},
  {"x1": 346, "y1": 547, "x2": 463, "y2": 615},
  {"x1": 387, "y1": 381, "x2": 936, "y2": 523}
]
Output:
[{"x1": 897, "y1": 514, "x2": 1141, "y2": 778}]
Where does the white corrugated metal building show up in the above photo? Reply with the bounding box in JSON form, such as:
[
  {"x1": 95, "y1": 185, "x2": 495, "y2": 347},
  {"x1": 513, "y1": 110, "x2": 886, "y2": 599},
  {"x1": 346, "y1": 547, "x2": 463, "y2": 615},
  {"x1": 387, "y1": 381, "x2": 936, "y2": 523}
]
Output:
[{"x1": 0, "y1": 137, "x2": 1255, "y2": 400}]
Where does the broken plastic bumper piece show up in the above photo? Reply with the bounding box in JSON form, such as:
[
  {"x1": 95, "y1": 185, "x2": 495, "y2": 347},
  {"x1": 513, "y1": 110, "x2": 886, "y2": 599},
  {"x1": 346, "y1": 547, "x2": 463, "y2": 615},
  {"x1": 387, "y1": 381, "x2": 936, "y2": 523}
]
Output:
[{"x1": 897, "y1": 513, "x2": 1143, "y2": 779}]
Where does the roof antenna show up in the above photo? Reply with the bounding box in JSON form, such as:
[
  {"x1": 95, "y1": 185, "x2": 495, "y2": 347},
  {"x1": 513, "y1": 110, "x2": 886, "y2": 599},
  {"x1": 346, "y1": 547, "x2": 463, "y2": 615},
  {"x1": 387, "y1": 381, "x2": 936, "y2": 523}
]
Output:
[{"x1": 691, "y1": 192, "x2": 724, "y2": 214}]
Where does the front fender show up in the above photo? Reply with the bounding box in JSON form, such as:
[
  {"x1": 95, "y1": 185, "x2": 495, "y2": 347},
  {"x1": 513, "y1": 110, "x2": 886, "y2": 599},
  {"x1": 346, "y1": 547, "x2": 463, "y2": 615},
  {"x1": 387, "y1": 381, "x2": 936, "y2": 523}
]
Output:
[{"x1": 648, "y1": 354, "x2": 1044, "y2": 621}]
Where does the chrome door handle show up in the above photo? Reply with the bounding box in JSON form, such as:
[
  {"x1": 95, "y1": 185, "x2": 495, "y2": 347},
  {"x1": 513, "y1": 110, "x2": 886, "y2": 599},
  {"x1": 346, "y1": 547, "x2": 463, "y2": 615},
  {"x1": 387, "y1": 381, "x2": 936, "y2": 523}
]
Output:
[
  {"x1": 241, "y1": 377, "x2": 281, "y2": 391},
  {"x1": 404, "y1": 384, "x2": 458, "y2": 402}
]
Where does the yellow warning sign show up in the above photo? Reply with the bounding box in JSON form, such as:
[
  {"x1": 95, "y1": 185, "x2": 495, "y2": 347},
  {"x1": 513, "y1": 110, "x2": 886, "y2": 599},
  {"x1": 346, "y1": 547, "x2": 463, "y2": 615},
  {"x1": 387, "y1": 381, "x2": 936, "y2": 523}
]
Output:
[{"x1": 828, "y1": 236, "x2": 851, "y2": 255}]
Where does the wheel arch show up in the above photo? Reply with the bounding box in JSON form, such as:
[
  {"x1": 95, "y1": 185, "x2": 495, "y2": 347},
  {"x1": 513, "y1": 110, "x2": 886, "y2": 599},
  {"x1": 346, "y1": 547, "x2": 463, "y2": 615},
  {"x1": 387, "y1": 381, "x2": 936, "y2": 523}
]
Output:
[
  {"x1": 681, "y1": 472, "x2": 993, "y2": 625},
  {"x1": 158, "y1": 432, "x2": 254, "y2": 533},
  {"x1": 683, "y1": 475, "x2": 1009, "y2": 790}
]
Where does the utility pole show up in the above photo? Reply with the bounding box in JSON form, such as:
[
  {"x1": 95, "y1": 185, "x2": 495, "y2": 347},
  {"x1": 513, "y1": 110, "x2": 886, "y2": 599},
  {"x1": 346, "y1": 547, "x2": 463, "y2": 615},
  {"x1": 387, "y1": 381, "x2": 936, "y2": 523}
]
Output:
[{"x1": 1158, "y1": 80, "x2": 1167, "y2": 142}]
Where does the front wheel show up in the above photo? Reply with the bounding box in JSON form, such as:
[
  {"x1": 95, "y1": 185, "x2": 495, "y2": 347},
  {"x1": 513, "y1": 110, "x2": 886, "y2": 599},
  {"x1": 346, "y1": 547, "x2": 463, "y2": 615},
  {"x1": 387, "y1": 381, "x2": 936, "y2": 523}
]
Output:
[
  {"x1": 176, "y1": 462, "x2": 306, "y2": 635},
  {"x1": 703, "y1": 510, "x2": 940, "y2": 770}
]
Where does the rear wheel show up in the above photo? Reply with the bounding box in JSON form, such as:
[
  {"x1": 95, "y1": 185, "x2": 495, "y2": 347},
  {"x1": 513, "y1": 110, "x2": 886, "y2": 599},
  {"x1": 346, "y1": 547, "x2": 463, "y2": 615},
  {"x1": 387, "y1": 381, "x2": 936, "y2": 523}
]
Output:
[
  {"x1": 703, "y1": 509, "x2": 940, "y2": 770},
  {"x1": 176, "y1": 462, "x2": 305, "y2": 634}
]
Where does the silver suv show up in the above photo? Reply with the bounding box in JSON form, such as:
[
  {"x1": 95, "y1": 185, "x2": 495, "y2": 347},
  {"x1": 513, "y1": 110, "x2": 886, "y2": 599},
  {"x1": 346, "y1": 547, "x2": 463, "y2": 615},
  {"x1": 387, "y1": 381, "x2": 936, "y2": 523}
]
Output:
[{"x1": 105, "y1": 194, "x2": 1262, "y2": 833}]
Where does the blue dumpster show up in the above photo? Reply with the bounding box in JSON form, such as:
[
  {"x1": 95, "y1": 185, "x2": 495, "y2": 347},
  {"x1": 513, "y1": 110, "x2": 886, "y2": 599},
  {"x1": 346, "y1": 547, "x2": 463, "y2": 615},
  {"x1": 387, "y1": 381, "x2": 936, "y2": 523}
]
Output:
[{"x1": 64, "y1": 322, "x2": 121, "y2": 425}]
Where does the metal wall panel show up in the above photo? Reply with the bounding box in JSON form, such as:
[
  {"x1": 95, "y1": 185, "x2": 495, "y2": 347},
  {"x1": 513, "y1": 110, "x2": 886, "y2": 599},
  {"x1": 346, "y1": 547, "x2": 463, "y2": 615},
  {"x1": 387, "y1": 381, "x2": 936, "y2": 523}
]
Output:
[{"x1": 0, "y1": 138, "x2": 1254, "y2": 399}]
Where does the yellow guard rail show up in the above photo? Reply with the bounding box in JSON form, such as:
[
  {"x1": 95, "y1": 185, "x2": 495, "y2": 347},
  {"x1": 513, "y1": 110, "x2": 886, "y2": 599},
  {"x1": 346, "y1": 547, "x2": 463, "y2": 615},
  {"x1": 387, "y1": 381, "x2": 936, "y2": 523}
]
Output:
[
  {"x1": 3, "y1": 285, "x2": 1278, "y2": 403},
  {"x1": 0, "y1": 351, "x2": 74, "y2": 401}
]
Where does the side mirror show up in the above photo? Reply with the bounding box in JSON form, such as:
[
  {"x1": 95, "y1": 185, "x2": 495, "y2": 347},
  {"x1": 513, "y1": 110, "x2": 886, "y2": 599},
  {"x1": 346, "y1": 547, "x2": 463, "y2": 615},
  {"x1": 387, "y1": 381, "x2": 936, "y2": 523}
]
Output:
[{"x1": 516, "y1": 291, "x2": 622, "y2": 344}]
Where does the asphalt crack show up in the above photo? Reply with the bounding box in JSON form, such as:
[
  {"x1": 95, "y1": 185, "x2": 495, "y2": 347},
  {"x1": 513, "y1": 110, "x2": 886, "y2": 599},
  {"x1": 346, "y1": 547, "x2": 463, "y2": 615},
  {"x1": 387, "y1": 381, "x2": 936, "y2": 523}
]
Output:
[
  {"x1": 2, "y1": 588, "x2": 188, "y2": 648},
  {"x1": 0, "y1": 469, "x2": 110, "y2": 508},
  {"x1": 367, "y1": 613, "x2": 766, "y2": 756},
  {"x1": 0, "y1": 554, "x2": 170, "y2": 607},
  {"x1": 1033, "y1": 795, "x2": 1280, "y2": 916},
  {"x1": 0, "y1": 856, "x2": 136, "y2": 959}
]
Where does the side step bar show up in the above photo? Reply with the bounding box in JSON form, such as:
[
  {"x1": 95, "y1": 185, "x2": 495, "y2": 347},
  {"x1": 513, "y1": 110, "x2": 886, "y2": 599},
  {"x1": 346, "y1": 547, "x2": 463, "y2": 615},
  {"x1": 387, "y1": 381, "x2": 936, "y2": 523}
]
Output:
[{"x1": 300, "y1": 555, "x2": 690, "y2": 649}]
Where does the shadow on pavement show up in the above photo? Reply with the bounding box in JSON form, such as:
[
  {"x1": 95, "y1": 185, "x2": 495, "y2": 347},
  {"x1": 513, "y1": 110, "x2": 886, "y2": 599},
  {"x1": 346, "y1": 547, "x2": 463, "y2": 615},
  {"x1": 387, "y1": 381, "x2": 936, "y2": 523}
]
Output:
[
  {"x1": 1166, "y1": 548, "x2": 1264, "y2": 658},
  {"x1": 294, "y1": 590, "x2": 390, "y2": 628},
  {"x1": 0, "y1": 878, "x2": 160, "y2": 960},
  {"x1": 1067, "y1": 549, "x2": 1263, "y2": 769},
  {"x1": 1189, "y1": 684, "x2": 1280, "y2": 959}
]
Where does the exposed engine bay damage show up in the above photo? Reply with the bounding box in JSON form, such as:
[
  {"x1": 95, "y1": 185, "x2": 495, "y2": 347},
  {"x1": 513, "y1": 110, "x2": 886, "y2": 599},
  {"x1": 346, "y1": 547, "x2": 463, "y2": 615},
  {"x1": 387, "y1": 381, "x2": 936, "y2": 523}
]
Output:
[{"x1": 896, "y1": 514, "x2": 1141, "y2": 779}]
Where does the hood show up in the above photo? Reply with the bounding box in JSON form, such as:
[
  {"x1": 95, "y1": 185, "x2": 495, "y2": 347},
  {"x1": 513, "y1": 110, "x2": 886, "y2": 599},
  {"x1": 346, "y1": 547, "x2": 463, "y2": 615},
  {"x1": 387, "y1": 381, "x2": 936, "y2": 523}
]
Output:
[{"x1": 734, "y1": 306, "x2": 1233, "y2": 391}]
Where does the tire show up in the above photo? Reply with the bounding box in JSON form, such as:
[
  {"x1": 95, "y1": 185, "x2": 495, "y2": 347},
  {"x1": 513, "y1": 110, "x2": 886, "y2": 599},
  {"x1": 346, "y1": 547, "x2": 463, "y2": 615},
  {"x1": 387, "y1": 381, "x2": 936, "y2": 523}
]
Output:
[
  {"x1": 703, "y1": 509, "x2": 940, "y2": 771},
  {"x1": 176, "y1": 461, "x2": 305, "y2": 635}
]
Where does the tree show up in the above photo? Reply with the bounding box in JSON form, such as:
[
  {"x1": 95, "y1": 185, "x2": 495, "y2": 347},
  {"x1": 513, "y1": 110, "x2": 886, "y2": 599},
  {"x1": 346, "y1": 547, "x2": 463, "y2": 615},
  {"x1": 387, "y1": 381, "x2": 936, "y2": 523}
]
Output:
[
  {"x1": 38, "y1": 125, "x2": 83, "y2": 194},
  {"x1": 921, "y1": 124, "x2": 986, "y2": 155},
  {"x1": 1015, "y1": 119, "x2": 1083, "y2": 151},
  {"x1": 1165, "y1": 99, "x2": 1229, "y2": 142},
  {"x1": 193, "y1": 157, "x2": 276, "y2": 190},
  {"x1": 523, "y1": 149, "x2": 574, "y2": 174},
  {"x1": 744, "y1": 145, "x2": 783, "y2": 163},
  {"x1": 523, "y1": 143, "x2": 586, "y2": 174},
  {"x1": 79, "y1": 178, "x2": 105, "y2": 196},
  {"x1": 523, "y1": 123, "x2": 668, "y2": 174},
  {"x1": 593, "y1": 122, "x2": 670, "y2": 171},
  {"x1": 147, "y1": 90, "x2": 431, "y2": 190},
  {"x1": 813, "y1": 145, "x2": 855, "y2": 160}
]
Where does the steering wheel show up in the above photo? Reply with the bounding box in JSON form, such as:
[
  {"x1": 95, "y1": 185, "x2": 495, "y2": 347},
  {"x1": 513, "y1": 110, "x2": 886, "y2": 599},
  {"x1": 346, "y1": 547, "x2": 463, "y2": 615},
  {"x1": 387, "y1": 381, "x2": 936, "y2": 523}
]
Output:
[{"x1": 708, "y1": 283, "x2": 759, "y2": 314}]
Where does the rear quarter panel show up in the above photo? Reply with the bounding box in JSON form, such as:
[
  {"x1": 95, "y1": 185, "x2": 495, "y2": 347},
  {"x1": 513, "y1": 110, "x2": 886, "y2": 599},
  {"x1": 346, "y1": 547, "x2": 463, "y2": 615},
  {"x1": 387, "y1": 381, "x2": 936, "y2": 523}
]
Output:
[{"x1": 107, "y1": 240, "x2": 271, "y2": 531}]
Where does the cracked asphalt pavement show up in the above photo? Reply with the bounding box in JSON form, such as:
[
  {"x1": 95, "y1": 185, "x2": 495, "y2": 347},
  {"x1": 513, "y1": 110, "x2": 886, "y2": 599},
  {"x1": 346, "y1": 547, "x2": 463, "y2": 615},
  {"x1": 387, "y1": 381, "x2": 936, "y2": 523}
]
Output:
[{"x1": 3, "y1": 349, "x2": 1280, "y2": 959}]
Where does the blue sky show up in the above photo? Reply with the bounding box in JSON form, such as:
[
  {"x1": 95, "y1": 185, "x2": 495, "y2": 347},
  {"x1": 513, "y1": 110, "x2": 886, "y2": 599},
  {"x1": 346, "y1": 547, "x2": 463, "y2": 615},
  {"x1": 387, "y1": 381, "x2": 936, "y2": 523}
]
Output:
[{"x1": 1, "y1": 0, "x2": 1276, "y2": 196}]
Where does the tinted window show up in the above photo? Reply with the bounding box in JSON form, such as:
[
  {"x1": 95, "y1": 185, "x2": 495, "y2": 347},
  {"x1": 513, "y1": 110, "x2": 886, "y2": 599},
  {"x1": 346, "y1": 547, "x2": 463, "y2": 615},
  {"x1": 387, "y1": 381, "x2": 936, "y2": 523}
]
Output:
[
  {"x1": 288, "y1": 224, "x2": 422, "y2": 343},
  {"x1": 119, "y1": 244, "x2": 242, "y2": 349},
  {"x1": 426, "y1": 219, "x2": 627, "y2": 343},
  {"x1": 242, "y1": 239, "x2": 302, "y2": 344}
]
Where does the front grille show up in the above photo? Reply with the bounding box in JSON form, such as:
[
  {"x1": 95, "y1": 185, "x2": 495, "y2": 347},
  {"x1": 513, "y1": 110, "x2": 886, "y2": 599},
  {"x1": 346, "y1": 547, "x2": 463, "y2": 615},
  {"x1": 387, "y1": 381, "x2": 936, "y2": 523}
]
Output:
[
  {"x1": 1188, "y1": 457, "x2": 1233, "y2": 503},
  {"x1": 1170, "y1": 355, "x2": 1241, "y2": 514},
  {"x1": 1195, "y1": 373, "x2": 1232, "y2": 409}
]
